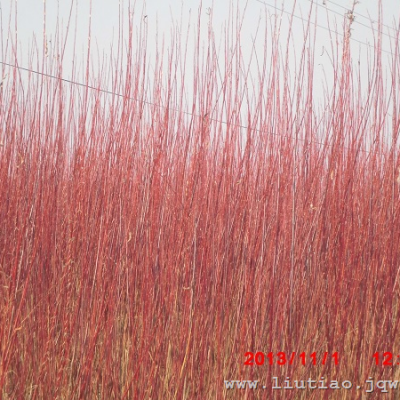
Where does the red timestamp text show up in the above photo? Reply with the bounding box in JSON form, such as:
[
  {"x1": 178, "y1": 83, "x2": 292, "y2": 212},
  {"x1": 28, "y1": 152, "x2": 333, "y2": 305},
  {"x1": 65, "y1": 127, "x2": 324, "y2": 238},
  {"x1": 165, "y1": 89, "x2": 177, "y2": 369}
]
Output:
[
  {"x1": 373, "y1": 352, "x2": 400, "y2": 366},
  {"x1": 244, "y1": 351, "x2": 339, "y2": 367}
]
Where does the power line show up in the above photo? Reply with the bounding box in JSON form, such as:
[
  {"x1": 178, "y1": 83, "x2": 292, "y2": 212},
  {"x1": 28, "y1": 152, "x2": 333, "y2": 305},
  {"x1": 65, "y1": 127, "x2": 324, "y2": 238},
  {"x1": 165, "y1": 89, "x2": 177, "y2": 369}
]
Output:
[
  {"x1": 325, "y1": 0, "x2": 399, "y2": 36},
  {"x1": 0, "y1": 60, "x2": 393, "y2": 156},
  {"x1": 311, "y1": 0, "x2": 398, "y2": 42},
  {"x1": 0, "y1": 61, "x2": 160, "y2": 109},
  {"x1": 253, "y1": 0, "x2": 394, "y2": 56}
]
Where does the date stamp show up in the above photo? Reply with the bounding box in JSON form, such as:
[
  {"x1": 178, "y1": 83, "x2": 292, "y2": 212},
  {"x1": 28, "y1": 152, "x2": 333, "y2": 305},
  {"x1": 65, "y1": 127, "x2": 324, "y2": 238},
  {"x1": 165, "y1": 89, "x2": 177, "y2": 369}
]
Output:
[{"x1": 244, "y1": 351, "x2": 339, "y2": 366}]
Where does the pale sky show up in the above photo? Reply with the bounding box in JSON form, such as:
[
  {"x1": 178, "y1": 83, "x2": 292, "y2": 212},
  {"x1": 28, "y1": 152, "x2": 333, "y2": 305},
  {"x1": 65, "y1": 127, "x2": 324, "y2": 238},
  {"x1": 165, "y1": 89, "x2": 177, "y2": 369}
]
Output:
[{"x1": 1, "y1": 0, "x2": 399, "y2": 120}]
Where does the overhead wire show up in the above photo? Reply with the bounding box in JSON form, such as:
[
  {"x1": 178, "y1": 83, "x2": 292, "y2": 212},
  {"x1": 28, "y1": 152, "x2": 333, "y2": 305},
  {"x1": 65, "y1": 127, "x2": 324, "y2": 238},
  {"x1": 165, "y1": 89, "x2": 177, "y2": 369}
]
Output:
[
  {"x1": 1, "y1": 0, "x2": 399, "y2": 155},
  {"x1": 0, "y1": 59, "x2": 390, "y2": 156},
  {"x1": 325, "y1": 0, "x2": 399, "y2": 36},
  {"x1": 254, "y1": 0, "x2": 395, "y2": 56},
  {"x1": 309, "y1": 0, "x2": 398, "y2": 42}
]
